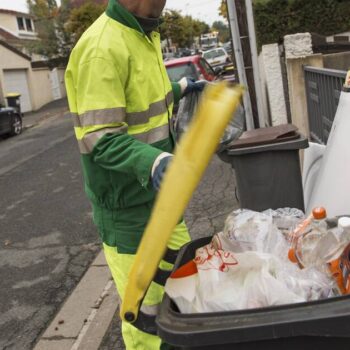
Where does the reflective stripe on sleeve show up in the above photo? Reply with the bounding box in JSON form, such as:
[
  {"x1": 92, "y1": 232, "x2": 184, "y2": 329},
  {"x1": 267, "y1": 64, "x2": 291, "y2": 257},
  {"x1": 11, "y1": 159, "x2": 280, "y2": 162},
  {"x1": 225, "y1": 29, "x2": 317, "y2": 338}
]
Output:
[
  {"x1": 72, "y1": 108, "x2": 126, "y2": 127},
  {"x1": 77, "y1": 125, "x2": 128, "y2": 154},
  {"x1": 131, "y1": 124, "x2": 169, "y2": 144}
]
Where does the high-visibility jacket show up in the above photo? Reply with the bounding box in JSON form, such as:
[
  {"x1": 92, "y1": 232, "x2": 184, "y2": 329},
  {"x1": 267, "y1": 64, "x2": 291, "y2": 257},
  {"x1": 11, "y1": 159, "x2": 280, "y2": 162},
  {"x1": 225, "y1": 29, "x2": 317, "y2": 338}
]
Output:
[{"x1": 65, "y1": 1, "x2": 182, "y2": 253}]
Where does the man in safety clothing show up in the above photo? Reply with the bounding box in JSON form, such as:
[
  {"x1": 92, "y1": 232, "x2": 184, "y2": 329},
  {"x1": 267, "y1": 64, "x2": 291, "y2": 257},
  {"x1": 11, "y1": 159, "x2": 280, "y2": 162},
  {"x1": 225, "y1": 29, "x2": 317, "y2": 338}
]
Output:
[{"x1": 65, "y1": 0, "x2": 205, "y2": 349}]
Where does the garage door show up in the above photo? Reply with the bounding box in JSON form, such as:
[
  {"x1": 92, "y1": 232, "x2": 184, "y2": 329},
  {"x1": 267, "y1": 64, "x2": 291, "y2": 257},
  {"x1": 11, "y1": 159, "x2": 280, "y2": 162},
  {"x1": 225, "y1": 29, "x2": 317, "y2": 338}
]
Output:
[{"x1": 3, "y1": 69, "x2": 32, "y2": 113}]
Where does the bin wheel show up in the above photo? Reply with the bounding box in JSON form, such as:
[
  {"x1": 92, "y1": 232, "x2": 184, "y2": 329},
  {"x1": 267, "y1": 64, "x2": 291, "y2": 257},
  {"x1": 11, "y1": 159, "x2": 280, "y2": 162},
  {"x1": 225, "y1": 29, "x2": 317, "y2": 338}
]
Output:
[{"x1": 10, "y1": 114, "x2": 22, "y2": 136}]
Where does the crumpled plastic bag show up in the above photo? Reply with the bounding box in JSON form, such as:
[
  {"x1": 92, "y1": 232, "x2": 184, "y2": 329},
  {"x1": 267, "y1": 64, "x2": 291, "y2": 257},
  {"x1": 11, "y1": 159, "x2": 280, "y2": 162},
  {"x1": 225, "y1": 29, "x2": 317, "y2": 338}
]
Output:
[
  {"x1": 166, "y1": 209, "x2": 336, "y2": 314},
  {"x1": 214, "y1": 209, "x2": 289, "y2": 259},
  {"x1": 175, "y1": 90, "x2": 245, "y2": 149},
  {"x1": 263, "y1": 207, "x2": 305, "y2": 238},
  {"x1": 166, "y1": 241, "x2": 335, "y2": 314}
]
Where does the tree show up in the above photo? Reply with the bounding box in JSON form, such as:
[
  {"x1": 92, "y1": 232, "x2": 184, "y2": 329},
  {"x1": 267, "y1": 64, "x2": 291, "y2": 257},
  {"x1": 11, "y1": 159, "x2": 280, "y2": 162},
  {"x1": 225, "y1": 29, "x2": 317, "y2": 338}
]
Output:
[
  {"x1": 219, "y1": 0, "x2": 350, "y2": 48},
  {"x1": 212, "y1": 21, "x2": 230, "y2": 43},
  {"x1": 219, "y1": 0, "x2": 228, "y2": 19},
  {"x1": 254, "y1": 0, "x2": 350, "y2": 47},
  {"x1": 160, "y1": 10, "x2": 209, "y2": 48},
  {"x1": 27, "y1": 0, "x2": 66, "y2": 65},
  {"x1": 66, "y1": 1, "x2": 106, "y2": 44},
  {"x1": 27, "y1": 0, "x2": 108, "y2": 65}
]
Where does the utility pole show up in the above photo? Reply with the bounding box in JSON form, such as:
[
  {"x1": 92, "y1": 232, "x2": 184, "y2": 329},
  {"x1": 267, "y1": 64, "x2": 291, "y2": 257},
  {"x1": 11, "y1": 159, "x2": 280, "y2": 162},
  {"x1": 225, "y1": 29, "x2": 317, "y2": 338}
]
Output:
[{"x1": 226, "y1": 0, "x2": 265, "y2": 129}]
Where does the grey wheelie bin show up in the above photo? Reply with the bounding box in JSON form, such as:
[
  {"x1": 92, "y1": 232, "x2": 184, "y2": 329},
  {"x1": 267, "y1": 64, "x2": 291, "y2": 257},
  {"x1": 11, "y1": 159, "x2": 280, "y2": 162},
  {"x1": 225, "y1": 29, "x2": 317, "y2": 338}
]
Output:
[{"x1": 225, "y1": 124, "x2": 308, "y2": 212}]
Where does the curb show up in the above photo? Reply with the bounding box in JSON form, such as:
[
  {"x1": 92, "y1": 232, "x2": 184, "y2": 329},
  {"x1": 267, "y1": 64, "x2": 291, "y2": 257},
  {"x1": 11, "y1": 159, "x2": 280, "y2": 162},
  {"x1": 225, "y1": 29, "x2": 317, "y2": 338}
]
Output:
[
  {"x1": 23, "y1": 108, "x2": 70, "y2": 131},
  {"x1": 34, "y1": 251, "x2": 119, "y2": 350}
]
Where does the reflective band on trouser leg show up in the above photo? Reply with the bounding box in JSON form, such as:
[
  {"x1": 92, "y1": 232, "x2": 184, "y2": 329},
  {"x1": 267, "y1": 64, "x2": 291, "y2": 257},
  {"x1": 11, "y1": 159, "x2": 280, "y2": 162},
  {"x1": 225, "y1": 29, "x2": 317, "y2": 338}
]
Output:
[{"x1": 103, "y1": 221, "x2": 190, "y2": 350}]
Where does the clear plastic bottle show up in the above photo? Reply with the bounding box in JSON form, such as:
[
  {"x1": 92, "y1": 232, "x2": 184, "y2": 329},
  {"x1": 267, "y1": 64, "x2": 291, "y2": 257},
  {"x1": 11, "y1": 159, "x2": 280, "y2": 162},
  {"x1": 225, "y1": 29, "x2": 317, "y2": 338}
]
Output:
[
  {"x1": 289, "y1": 211, "x2": 350, "y2": 269},
  {"x1": 328, "y1": 218, "x2": 350, "y2": 295},
  {"x1": 288, "y1": 207, "x2": 326, "y2": 265},
  {"x1": 294, "y1": 207, "x2": 328, "y2": 267}
]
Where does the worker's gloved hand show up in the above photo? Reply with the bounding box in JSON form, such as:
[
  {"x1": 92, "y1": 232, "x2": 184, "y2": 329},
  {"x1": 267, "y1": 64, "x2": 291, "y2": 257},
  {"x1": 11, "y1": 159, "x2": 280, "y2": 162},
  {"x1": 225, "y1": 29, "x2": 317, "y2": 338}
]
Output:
[
  {"x1": 179, "y1": 77, "x2": 206, "y2": 97},
  {"x1": 151, "y1": 153, "x2": 173, "y2": 191}
]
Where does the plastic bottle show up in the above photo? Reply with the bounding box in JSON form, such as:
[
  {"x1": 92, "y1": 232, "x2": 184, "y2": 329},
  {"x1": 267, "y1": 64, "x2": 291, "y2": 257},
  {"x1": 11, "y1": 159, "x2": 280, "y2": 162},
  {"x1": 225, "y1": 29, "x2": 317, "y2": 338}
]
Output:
[
  {"x1": 289, "y1": 212, "x2": 350, "y2": 269},
  {"x1": 338, "y1": 217, "x2": 350, "y2": 241},
  {"x1": 328, "y1": 218, "x2": 350, "y2": 295},
  {"x1": 294, "y1": 207, "x2": 328, "y2": 268},
  {"x1": 288, "y1": 207, "x2": 327, "y2": 266},
  {"x1": 314, "y1": 217, "x2": 350, "y2": 264}
]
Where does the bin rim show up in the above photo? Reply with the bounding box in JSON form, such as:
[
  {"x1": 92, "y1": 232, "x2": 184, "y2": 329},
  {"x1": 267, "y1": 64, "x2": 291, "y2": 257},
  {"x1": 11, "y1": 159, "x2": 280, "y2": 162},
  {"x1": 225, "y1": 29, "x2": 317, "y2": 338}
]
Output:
[
  {"x1": 6, "y1": 93, "x2": 21, "y2": 98},
  {"x1": 156, "y1": 235, "x2": 350, "y2": 347},
  {"x1": 227, "y1": 134, "x2": 309, "y2": 156}
]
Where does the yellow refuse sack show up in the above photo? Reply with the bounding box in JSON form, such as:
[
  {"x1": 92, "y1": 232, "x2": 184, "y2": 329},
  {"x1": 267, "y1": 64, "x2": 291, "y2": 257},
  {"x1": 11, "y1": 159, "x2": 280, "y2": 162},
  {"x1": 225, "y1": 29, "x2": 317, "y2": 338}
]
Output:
[{"x1": 121, "y1": 82, "x2": 244, "y2": 323}]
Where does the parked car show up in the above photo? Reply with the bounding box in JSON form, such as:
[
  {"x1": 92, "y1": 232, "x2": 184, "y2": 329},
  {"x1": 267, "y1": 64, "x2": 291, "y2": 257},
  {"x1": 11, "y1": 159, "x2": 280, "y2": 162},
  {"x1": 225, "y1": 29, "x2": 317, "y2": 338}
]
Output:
[
  {"x1": 165, "y1": 55, "x2": 217, "y2": 82},
  {"x1": 164, "y1": 55, "x2": 236, "y2": 84},
  {"x1": 0, "y1": 106, "x2": 23, "y2": 137},
  {"x1": 202, "y1": 47, "x2": 231, "y2": 67}
]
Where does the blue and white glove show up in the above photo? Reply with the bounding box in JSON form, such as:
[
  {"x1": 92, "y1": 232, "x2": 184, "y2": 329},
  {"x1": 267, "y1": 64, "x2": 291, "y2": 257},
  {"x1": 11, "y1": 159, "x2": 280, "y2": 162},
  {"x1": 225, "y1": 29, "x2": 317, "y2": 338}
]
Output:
[
  {"x1": 151, "y1": 153, "x2": 173, "y2": 191},
  {"x1": 179, "y1": 77, "x2": 206, "y2": 97}
]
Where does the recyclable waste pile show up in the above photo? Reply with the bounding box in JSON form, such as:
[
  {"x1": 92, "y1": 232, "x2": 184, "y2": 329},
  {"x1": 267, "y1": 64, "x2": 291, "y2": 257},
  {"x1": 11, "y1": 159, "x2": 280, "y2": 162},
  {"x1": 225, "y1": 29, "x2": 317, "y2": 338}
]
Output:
[{"x1": 165, "y1": 208, "x2": 350, "y2": 314}]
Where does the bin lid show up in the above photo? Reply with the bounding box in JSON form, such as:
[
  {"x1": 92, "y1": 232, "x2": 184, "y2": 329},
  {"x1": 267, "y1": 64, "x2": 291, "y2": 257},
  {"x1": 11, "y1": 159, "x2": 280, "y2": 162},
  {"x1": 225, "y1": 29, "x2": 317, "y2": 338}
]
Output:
[
  {"x1": 226, "y1": 124, "x2": 309, "y2": 155},
  {"x1": 6, "y1": 92, "x2": 21, "y2": 98},
  {"x1": 228, "y1": 124, "x2": 299, "y2": 149}
]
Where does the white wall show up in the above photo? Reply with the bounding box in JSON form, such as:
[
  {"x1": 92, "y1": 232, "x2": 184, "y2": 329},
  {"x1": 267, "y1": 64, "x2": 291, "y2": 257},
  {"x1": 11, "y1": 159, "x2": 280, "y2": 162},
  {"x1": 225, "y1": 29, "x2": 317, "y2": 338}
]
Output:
[
  {"x1": 0, "y1": 13, "x2": 17, "y2": 33},
  {"x1": 261, "y1": 44, "x2": 288, "y2": 126},
  {"x1": 57, "y1": 68, "x2": 67, "y2": 98},
  {"x1": 30, "y1": 68, "x2": 54, "y2": 110}
]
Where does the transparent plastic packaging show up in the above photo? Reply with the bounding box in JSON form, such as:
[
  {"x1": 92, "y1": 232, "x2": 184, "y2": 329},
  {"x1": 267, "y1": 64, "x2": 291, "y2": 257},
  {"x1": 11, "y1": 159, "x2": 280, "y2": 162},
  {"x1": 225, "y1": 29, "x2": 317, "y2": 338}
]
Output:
[
  {"x1": 213, "y1": 209, "x2": 289, "y2": 259},
  {"x1": 167, "y1": 209, "x2": 341, "y2": 314},
  {"x1": 289, "y1": 210, "x2": 350, "y2": 269},
  {"x1": 175, "y1": 90, "x2": 245, "y2": 148}
]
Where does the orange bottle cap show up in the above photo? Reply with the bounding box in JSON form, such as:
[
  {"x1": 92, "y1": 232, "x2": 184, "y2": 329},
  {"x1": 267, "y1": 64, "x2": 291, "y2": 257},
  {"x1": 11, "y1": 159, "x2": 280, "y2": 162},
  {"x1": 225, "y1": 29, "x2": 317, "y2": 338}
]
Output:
[
  {"x1": 288, "y1": 248, "x2": 298, "y2": 263},
  {"x1": 312, "y1": 207, "x2": 327, "y2": 220}
]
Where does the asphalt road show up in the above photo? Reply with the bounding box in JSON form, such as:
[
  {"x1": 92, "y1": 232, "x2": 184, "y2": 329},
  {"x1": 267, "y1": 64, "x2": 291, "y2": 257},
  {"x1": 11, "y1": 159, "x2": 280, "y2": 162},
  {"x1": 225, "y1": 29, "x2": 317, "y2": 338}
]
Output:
[{"x1": 0, "y1": 115, "x2": 99, "y2": 350}]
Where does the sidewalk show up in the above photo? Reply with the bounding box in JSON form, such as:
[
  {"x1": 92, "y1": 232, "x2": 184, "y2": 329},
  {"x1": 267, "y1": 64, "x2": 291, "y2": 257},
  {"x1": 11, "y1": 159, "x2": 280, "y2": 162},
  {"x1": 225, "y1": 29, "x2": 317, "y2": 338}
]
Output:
[
  {"x1": 33, "y1": 151, "x2": 238, "y2": 350},
  {"x1": 23, "y1": 98, "x2": 69, "y2": 129}
]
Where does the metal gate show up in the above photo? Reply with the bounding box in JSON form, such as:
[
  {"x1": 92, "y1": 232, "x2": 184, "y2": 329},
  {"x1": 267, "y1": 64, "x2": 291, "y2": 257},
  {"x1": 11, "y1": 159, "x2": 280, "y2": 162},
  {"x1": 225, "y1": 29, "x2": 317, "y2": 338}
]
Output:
[{"x1": 304, "y1": 66, "x2": 346, "y2": 144}]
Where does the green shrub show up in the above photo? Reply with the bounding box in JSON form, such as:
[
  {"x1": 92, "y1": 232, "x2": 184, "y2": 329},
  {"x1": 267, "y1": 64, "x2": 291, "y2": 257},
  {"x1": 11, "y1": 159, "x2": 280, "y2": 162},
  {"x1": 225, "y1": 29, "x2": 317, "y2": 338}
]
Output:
[{"x1": 254, "y1": 0, "x2": 350, "y2": 48}]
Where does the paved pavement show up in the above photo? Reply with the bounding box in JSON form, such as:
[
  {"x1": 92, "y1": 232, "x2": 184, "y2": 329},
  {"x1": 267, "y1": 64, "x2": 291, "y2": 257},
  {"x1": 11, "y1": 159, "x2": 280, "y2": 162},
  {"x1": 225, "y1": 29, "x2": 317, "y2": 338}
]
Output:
[
  {"x1": 7, "y1": 99, "x2": 239, "y2": 349},
  {"x1": 22, "y1": 98, "x2": 69, "y2": 129}
]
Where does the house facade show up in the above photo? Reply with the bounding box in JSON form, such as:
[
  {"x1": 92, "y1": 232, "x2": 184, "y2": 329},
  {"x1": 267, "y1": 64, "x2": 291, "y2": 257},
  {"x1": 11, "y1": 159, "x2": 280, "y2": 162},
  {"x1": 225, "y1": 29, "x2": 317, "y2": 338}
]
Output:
[
  {"x1": 0, "y1": 9, "x2": 66, "y2": 112},
  {"x1": 0, "y1": 9, "x2": 38, "y2": 55}
]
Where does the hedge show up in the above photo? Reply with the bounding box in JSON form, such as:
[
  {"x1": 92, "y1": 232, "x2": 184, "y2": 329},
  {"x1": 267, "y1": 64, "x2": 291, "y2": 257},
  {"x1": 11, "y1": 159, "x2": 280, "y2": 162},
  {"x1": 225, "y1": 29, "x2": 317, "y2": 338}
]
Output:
[{"x1": 254, "y1": 0, "x2": 350, "y2": 48}]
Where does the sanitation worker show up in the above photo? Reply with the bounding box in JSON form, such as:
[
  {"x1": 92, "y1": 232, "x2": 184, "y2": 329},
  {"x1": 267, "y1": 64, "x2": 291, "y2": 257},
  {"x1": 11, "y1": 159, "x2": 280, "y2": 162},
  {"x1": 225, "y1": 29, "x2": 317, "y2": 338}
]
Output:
[{"x1": 65, "y1": 0, "x2": 205, "y2": 348}]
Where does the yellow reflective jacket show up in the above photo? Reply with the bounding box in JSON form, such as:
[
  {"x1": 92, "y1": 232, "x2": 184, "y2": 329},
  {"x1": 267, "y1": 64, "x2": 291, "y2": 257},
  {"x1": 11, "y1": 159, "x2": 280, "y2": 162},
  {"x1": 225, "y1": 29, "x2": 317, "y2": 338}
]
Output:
[{"x1": 65, "y1": 1, "x2": 181, "y2": 252}]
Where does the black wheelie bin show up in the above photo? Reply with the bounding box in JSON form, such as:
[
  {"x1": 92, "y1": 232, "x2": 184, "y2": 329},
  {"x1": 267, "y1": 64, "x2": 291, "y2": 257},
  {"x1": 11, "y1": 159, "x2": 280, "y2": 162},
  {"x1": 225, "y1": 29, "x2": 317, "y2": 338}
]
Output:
[{"x1": 156, "y1": 234, "x2": 350, "y2": 350}]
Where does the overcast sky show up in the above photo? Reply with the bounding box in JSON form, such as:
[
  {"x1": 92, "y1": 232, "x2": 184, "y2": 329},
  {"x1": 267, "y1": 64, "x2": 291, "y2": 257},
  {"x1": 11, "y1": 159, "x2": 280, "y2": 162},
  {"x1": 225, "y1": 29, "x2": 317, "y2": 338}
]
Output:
[{"x1": 0, "y1": 0, "x2": 224, "y2": 24}]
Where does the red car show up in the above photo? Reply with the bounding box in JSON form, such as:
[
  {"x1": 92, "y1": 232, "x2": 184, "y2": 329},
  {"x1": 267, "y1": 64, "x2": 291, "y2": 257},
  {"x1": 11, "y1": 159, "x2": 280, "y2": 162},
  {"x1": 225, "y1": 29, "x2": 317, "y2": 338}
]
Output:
[
  {"x1": 164, "y1": 55, "x2": 216, "y2": 82},
  {"x1": 164, "y1": 55, "x2": 235, "y2": 84}
]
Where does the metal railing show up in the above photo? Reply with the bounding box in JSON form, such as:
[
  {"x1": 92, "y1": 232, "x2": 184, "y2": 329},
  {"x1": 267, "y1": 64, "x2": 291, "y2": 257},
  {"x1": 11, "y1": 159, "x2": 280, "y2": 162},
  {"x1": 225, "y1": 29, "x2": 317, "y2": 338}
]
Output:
[{"x1": 304, "y1": 66, "x2": 346, "y2": 144}]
